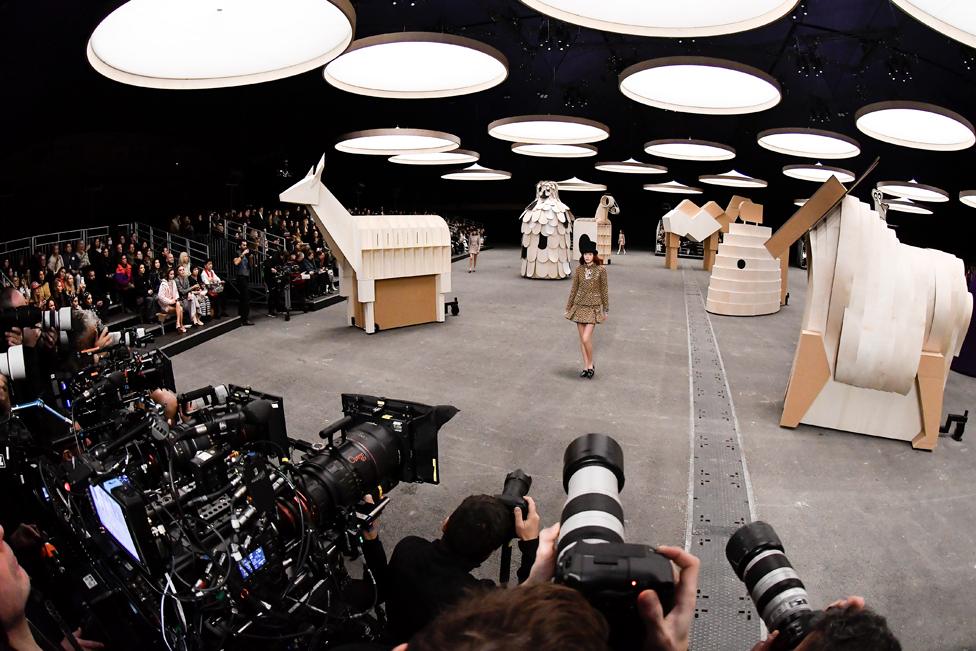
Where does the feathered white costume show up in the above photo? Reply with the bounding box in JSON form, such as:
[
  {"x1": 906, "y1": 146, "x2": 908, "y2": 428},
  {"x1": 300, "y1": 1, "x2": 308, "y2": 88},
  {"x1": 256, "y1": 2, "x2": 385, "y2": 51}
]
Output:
[{"x1": 519, "y1": 181, "x2": 574, "y2": 279}]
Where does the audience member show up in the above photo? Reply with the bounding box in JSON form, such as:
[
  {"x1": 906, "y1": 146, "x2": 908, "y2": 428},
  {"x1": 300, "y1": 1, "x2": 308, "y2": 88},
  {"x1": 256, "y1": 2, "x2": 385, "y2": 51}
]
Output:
[
  {"x1": 175, "y1": 266, "x2": 204, "y2": 328},
  {"x1": 157, "y1": 267, "x2": 186, "y2": 333},
  {"x1": 201, "y1": 260, "x2": 226, "y2": 318},
  {"x1": 232, "y1": 241, "x2": 254, "y2": 326}
]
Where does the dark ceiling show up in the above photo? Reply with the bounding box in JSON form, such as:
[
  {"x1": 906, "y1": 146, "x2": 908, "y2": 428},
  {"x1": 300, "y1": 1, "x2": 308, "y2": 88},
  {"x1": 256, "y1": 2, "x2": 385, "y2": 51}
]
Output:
[{"x1": 1, "y1": 0, "x2": 975, "y2": 256}]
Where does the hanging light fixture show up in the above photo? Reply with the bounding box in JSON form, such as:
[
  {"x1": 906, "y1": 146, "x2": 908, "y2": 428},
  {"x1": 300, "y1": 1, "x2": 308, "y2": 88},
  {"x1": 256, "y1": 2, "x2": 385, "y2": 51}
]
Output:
[
  {"x1": 441, "y1": 164, "x2": 511, "y2": 181},
  {"x1": 389, "y1": 150, "x2": 480, "y2": 166},
  {"x1": 488, "y1": 115, "x2": 610, "y2": 144},
  {"x1": 855, "y1": 101, "x2": 975, "y2": 151},
  {"x1": 699, "y1": 169, "x2": 767, "y2": 188},
  {"x1": 335, "y1": 128, "x2": 460, "y2": 155},
  {"x1": 556, "y1": 177, "x2": 607, "y2": 192},
  {"x1": 620, "y1": 57, "x2": 781, "y2": 115},
  {"x1": 757, "y1": 127, "x2": 861, "y2": 159},
  {"x1": 891, "y1": 1, "x2": 976, "y2": 48},
  {"x1": 643, "y1": 181, "x2": 703, "y2": 195},
  {"x1": 885, "y1": 198, "x2": 934, "y2": 215},
  {"x1": 876, "y1": 179, "x2": 949, "y2": 203},
  {"x1": 794, "y1": 198, "x2": 808, "y2": 207},
  {"x1": 87, "y1": 0, "x2": 355, "y2": 89},
  {"x1": 644, "y1": 139, "x2": 736, "y2": 161},
  {"x1": 516, "y1": 0, "x2": 799, "y2": 37},
  {"x1": 594, "y1": 158, "x2": 668, "y2": 174},
  {"x1": 782, "y1": 162, "x2": 855, "y2": 183},
  {"x1": 511, "y1": 143, "x2": 598, "y2": 158},
  {"x1": 323, "y1": 32, "x2": 508, "y2": 98},
  {"x1": 960, "y1": 190, "x2": 976, "y2": 209}
]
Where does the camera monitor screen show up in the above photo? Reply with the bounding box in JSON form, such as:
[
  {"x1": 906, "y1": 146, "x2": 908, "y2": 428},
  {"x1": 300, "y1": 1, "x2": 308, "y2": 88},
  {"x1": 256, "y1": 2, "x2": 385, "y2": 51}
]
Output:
[{"x1": 90, "y1": 476, "x2": 142, "y2": 563}]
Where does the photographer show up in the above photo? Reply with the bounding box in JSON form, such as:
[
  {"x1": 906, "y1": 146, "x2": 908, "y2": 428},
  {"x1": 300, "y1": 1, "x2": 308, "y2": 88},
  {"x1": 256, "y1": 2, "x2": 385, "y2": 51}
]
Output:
[
  {"x1": 232, "y1": 241, "x2": 253, "y2": 326},
  {"x1": 752, "y1": 597, "x2": 901, "y2": 651},
  {"x1": 263, "y1": 250, "x2": 281, "y2": 318}
]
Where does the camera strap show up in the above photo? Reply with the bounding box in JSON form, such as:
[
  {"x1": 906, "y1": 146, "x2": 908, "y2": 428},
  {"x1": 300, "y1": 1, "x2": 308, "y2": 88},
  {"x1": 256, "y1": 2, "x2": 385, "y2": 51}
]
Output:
[{"x1": 498, "y1": 539, "x2": 514, "y2": 586}]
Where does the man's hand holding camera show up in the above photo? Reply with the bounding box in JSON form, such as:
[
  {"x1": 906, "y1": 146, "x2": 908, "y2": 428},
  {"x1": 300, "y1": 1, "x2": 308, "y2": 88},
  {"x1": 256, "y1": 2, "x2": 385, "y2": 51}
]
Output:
[{"x1": 514, "y1": 496, "x2": 540, "y2": 541}]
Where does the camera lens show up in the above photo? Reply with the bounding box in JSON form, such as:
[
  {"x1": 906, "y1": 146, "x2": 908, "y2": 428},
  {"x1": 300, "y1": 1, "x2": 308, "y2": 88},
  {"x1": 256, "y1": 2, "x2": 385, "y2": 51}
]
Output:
[
  {"x1": 0, "y1": 345, "x2": 27, "y2": 381},
  {"x1": 557, "y1": 433, "x2": 626, "y2": 559}
]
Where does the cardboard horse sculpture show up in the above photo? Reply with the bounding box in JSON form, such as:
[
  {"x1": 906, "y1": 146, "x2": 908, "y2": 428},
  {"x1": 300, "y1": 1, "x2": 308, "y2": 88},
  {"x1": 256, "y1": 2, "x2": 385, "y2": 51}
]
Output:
[
  {"x1": 280, "y1": 156, "x2": 452, "y2": 334},
  {"x1": 573, "y1": 195, "x2": 619, "y2": 264}
]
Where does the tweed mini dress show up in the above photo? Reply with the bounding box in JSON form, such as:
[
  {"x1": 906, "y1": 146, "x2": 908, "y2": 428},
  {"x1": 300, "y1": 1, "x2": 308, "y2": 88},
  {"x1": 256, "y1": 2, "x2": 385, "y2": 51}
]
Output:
[{"x1": 565, "y1": 263, "x2": 609, "y2": 324}]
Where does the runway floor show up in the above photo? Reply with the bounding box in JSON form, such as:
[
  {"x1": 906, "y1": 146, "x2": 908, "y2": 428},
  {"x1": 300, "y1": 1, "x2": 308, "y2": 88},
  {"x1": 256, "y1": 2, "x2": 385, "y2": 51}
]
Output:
[{"x1": 172, "y1": 248, "x2": 976, "y2": 650}]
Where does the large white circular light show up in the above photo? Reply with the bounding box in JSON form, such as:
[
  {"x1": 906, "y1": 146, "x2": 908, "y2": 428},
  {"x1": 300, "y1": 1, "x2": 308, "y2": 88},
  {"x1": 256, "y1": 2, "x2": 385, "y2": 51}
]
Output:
[
  {"x1": 644, "y1": 139, "x2": 736, "y2": 161},
  {"x1": 441, "y1": 164, "x2": 511, "y2": 181},
  {"x1": 699, "y1": 169, "x2": 767, "y2": 188},
  {"x1": 512, "y1": 143, "x2": 598, "y2": 158},
  {"x1": 855, "y1": 101, "x2": 975, "y2": 151},
  {"x1": 488, "y1": 115, "x2": 610, "y2": 144},
  {"x1": 335, "y1": 128, "x2": 459, "y2": 155},
  {"x1": 557, "y1": 177, "x2": 607, "y2": 192},
  {"x1": 516, "y1": 1, "x2": 799, "y2": 37},
  {"x1": 323, "y1": 32, "x2": 507, "y2": 99},
  {"x1": 891, "y1": 1, "x2": 976, "y2": 48},
  {"x1": 782, "y1": 162, "x2": 855, "y2": 183},
  {"x1": 595, "y1": 158, "x2": 668, "y2": 174},
  {"x1": 389, "y1": 150, "x2": 479, "y2": 166},
  {"x1": 88, "y1": 0, "x2": 355, "y2": 89},
  {"x1": 960, "y1": 190, "x2": 976, "y2": 209},
  {"x1": 643, "y1": 181, "x2": 703, "y2": 195},
  {"x1": 757, "y1": 128, "x2": 861, "y2": 159},
  {"x1": 885, "y1": 198, "x2": 933, "y2": 215},
  {"x1": 876, "y1": 180, "x2": 949, "y2": 203},
  {"x1": 620, "y1": 57, "x2": 781, "y2": 115}
]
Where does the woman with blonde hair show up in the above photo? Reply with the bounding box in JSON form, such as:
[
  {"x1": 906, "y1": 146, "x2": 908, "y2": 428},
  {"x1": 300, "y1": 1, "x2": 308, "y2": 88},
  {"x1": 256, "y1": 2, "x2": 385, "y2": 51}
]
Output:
[{"x1": 178, "y1": 251, "x2": 191, "y2": 277}]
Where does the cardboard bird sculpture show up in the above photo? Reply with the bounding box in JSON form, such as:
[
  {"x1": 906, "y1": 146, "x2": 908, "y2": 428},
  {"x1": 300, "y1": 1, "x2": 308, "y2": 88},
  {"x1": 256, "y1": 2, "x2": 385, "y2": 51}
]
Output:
[{"x1": 520, "y1": 181, "x2": 574, "y2": 279}]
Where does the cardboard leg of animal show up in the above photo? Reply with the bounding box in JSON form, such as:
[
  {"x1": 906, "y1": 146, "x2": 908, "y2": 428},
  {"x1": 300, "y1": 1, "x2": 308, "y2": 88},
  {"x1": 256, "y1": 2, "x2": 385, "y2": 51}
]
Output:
[
  {"x1": 435, "y1": 274, "x2": 446, "y2": 323},
  {"x1": 780, "y1": 330, "x2": 831, "y2": 428},
  {"x1": 665, "y1": 233, "x2": 680, "y2": 270},
  {"x1": 364, "y1": 302, "x2": 376, "y2": 334},
  {"x1": 911, "y1": 352, "x2": 947, "y2": 450},
  {"x1": 779, "y1": 255, "x2": 789, "y2": 306},
  {"x1": 346, "y1": 278, "x2": 358, "y2": 326},
  {"x1": 703, "y1": 233, "x2": 719, "y2": 271}
]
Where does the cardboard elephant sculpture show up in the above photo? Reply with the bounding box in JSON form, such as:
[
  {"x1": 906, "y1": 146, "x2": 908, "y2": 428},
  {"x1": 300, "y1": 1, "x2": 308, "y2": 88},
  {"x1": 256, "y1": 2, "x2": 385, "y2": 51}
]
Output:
[
  {"x1": 660, "y1": 199, "x2": 726, "y2": 270},
  {"x1": 280, "y1": 156, "x2": 452, "y2": 334},
  {"x1": 520, "y1": 181, "x2": 574, "y2": 279},
  {"x1": 574, "y1": 195, "x2": 619, "y2": 264}
]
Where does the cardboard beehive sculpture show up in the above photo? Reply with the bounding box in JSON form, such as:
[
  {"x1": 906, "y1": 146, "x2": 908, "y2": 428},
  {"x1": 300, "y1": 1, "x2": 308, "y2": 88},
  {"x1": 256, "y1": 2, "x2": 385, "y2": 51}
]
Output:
[
  {"x1": 573, "y1": 195, "x2": 619, "y2": 263},
  {"x1": 280, "y1": 156, "x2": 452, "y2": 334},
  {"x1": 705, "y1": 197, "x2": 782, "y2": 316},
  {"x1": 520, "y1": 181, "x2": 574, "y2": 279},
  {"x1": 772, "y1": 178, "x2": 973, "y2": 449},
  {"x1": 661, "y1": 200, "x2": 726, "y2": 270}
]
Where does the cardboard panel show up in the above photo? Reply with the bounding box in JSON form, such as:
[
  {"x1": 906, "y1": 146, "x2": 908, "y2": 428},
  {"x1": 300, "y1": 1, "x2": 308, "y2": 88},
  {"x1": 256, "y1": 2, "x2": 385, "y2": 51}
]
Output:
[
  {"x1": 765, "y1": 176, "x2": 846, "y2": 259},
  {"x1": 740, "y1": 201, "x2": 764, "y2": 225},
  {"x1": 372, "y1": 274, "x2": 438, "y2": 331}
]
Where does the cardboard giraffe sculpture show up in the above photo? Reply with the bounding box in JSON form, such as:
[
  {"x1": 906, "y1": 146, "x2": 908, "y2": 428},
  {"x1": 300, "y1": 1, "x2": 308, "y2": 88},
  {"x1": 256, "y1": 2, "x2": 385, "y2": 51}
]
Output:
[
  {"x1": 573, "y1": 195, "x2": 619, "y2": 264},
  {"x1": 520, "y1": 181, "x2": 574, "y2": 279},
  {"x1": 660, "y1": 199, "x2": 726, "y2": 270},
  {"x1": 769, "y1": 176, "x2": 973, "y2": 450},
  {"x1": 280, "y1": 156, "x2": 452, "y2": 334}
]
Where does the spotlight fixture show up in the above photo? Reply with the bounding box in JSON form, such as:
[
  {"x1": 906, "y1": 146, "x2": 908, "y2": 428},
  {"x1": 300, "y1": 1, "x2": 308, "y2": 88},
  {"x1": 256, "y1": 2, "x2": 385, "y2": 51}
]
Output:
[
  {"x1": 488, "y1": 115, "x2": 610, "y2": 144},
  {"x1": 87, "y1": 0, "x2": 355, "y2": 89},
  {"x1": 885, "y1": 198, "x2": 934, "y2": 215},
  {"x1": 757, "y1": 128, "x2": 861, "y2": 159},
  {"x1": 855, "y1": 101, "x2": 975, "y2": 151},
  {"x1": 891, "y1": 1, "x2": 976, "y2": 48},
  {"x1": 556, "y1": 177, "x2": 607, "y2": 192},
  {"x1": 335, "y1": 128, "x2": 460, "y2": 155},
  {"x1": 594, "y1": 158, "x2": 668, "y2": 174},
  {"x1": 644, "y1": 139, "x2": 735, "y2": 161},
  {"x1": 794, "y1": 198, "x2": 808, "y2": 207},
  {"x1": 699, "y1": 170, "x2": 767, "y2": 188},
  {"x1": 619, "y1": 57, "x2": 781, "y2": 115},
  {"x1": 388, "y1": 149, "x2": 479, "y2": 165},
  {"x1": 782, "y1": 162, "x2": 855, "y2": 183},
  {"x1": 960, "y1": 190, "x2": 976, "y2": 209},
  {"x1": 323, "y1": 32, "x2": 508, "y2": 98},
  {"x1": 515, "y1": 0, "x2": 800, "y2": 37},
  {"x1": 643, "y1": 181, "x2": 703, "y2": 195},
  {"x1": 441, "y1": 163, "x2": 511, "y2": 181},
  {"x1": 511, "y1": 143, "x2": 598, "y2": 158},
  {"x1": 876, "y1": 179, "x2": 949, "y2": 203}
]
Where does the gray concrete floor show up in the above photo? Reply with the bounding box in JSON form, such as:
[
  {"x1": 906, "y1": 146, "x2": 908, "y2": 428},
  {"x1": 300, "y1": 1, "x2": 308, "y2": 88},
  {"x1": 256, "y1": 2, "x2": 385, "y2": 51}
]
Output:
[{"x1": 173, "y1": 249, "x2": 976, "y2": 650}]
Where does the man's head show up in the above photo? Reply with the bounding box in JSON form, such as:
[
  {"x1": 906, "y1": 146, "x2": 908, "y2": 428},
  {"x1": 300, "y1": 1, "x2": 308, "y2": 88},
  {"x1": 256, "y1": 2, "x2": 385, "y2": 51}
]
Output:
[
  {"x1": 0, "y1": 525, "x2": 32, "y2": 631},
  {"x1": 441, "y1": 495, "x2": 512, "y2": 566},
  {"x1": 796, "y1": 605, "x2": 901, "y2": 651},
  {"x1": 0, "y1": 287, "x2": 25, "y2": 309},
  {"x1": 51, "y1": 244, "x2": 59, "y2": 256},
  {"x1": 67, "y1": 309, "x2": 106, "y2": 352},
  {"x1": 37, "y1": 270, "x2": 45, "y2": 283},
  {"x1": 65, "y1": 242, "x2": 72, "y2": 254}
]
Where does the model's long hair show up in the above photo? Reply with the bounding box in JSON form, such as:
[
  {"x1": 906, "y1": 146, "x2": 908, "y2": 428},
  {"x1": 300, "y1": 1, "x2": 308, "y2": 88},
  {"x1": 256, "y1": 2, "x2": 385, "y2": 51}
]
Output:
[{"x1": 579, "y1": 252, "x2": 603, "y2": 265}]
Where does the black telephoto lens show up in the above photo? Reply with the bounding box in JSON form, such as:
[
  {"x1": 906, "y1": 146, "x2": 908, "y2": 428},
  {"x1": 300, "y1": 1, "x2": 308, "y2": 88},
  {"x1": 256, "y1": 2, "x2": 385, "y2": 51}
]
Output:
[{"x1": 498, "y1": 468, "x2": 532, "y2": 513}]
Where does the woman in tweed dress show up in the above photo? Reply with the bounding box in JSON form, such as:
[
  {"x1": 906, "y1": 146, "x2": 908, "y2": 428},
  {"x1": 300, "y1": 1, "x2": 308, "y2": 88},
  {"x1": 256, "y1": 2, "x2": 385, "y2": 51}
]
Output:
[{"x1": 565, "y1": 235, "x2": 609, "y2": 378}]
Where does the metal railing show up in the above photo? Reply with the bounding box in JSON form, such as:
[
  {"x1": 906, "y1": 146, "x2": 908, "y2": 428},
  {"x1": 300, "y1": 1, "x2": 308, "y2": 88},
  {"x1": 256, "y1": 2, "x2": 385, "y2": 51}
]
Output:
[
  {"x1": 130, "y1": 223, "x2": 210, "y2": 269},
  {"x1": 0, "y1": 225, "x2": 114, "y2": 262},
  {"x1": 209, "y1": 216, "x2": 287, "y2": 255}
]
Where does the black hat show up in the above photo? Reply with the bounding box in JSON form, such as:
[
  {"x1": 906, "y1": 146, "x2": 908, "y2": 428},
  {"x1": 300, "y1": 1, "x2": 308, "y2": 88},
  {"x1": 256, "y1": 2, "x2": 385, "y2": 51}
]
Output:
[{"x1": 579, "y1": 234, "x2": 597, "y2": 254}]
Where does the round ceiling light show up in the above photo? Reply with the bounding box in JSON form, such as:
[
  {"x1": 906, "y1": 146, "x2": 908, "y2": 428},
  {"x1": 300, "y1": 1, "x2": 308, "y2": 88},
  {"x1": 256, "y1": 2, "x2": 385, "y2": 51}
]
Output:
[
  {"x1": 87, "y1": 0, "x2": 355, "y2": 89},
  {"x1": 782, "y1": 162, "x2": 855, "y2": 183},
  {"x1": 960, "y1": 190, "x2": 976, "y2": 209},
  {"x1": 885, "y1": 198, "x2": 934, "y2": 215},
  {"x1": 388, "y1": 149, "x2": 479, "y2": 166},
  {"x1": 323, "y1": 32, "x2": 507, "y2": 99},
  {"x1": 876, "y1": 180, "x2": 949, "y2": 203},
  {"x1": 595, "y1": 158, "x2": 668, "y2": 174},
  {"x1": 441, "y1": 164, "x2": 511, "y2": 181},
  {"x1": 643, "y1": 181, "x2": 704, "y2": 195},
  {"x1": 644, "y1": 139, "x2": 736, "y2": 162},
  {"x1": 855, "y1": 101, "x2": 975, "y2": 151},
  {"x1": 757, "y1": 128, "x2": 861, "y2": 159},
  {"x1": 556, "y1": 177, "x2": 607, "y2": 192},
  {"x1": 516, "y1": 0, "x2": 800, "y2": 37},
  {"x1": 488, "y1": 115, "x2": 610, "y2": 144},
  {"x1": 620, "y1": 57, "x2": 781, "y2": 115},
  {"x1": 512, "y1": 143, "x2": 598, "y2": 158},
  {"x1": 891, "y1": 1, "x2": 976, "y2": 48},
  {"x1": 794, "y1": 198, "x2": 808, "y2": 207},
  {"x1": 335, "y1": 128, "x2": 459, "y2": 155},
  {"x1": 699, "y1": 169, "x2": 767, "y2": 188}
]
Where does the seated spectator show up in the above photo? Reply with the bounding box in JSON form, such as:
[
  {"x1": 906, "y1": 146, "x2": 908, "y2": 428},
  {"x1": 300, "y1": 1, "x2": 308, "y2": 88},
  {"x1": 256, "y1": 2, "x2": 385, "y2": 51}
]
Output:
[
  {"x1": 12, "y1": 276, "x2": 29, "y2": 304},
  {"x1": 157, "y1": 268, "x2": 187, "y2": 332},
  {"x1": 175, "y1": 265, "x2": 204, "y2": 328},
  {"x1": 178, "y1": 251, "x2": 191, "y2": 277},
  {"x1": 46, "y1": 244, "x2": 64, "y2": 276},
  {"x1": 64, "y1": 242, "x2": 80, "y2": 275},
  {"x1": 114, "y1": 254, "x2": 135, "y2": 311},
  {"x1": 189, "y1": 266, "x2": 211, "y2": 320},
  {"x1": 31, "y1": 271, "x2": 51, "y2": 306},
  {"x1": 201, "y1": 260, "x2": 226, "y2": 318},
  {"x1": 132, "y1": 262, "x2": 153, "y2": 321}
]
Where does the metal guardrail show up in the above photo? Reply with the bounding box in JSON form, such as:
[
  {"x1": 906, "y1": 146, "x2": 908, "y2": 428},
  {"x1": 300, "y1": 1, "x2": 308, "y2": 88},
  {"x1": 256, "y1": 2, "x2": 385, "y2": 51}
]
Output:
[
  {"x1": 0, "y1": 226, "x2": 114, "y2": 261},
  {"x1": 130, "y1": 223, "x2": 210, "y2": 270},
  {"x1": 209, "y1": 216, "x2": 287, "y2": 255}
]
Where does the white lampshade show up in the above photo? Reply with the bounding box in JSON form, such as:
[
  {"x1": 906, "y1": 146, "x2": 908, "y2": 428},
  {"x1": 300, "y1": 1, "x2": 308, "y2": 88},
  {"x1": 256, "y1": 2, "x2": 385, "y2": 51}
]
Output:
[
  {"x1": 855, "y1": 101, "x2": 975, "y2": 151},
  {"x1": 441, "y1": 164, "x2": 511, "y2": 181},
  {"x1": 389, "y1": 150, "x2": 480, "y2": 166},
  {"x1": 892, "y1": 1, "x2": 976, "y2": 48},
  {"x1": 620, "y1": 57, "x2": 781, "y2": 115},
  {"x1": 644, "y1": 139, "x2": 735, "y2": 161},
  {"x1": 88, "y1": 0, "x2": 355, "y2": 89},
  {"x1": 757, "y1": 128, "x2": 861, "y2": 159},
  {"x1": 516, "y1": 0, "x2": 799, "y2": 37},
  {"x1": 782, "y1": 163, "x2": 855, "y2": 183},
  {"x1": 960, "y1": 190, "x2": 976, "y2": 209},
  {"x1": 323, "y1": 32, "x2": 508, "y2": 99},
  {"x1": 699, "y1": 169, "x2": 767, "y2": 188},
  {"x1": 512, "y1": 143, "x2": 598, "y2": 158},
  {"x1": 643, "y1": 181, "x2": 703, "y2": 195},
  {"x1": 876, "y1": 180, "x2": 949, "y2": 203},
  {"x1": 885, "y1": 198, "x2": 934, "y2": 215},
  {"x1": 488, "y1": 115, "x2": 610, "y2": 144},
  {"x1": 556, "y1": 177, "x2": 607, "y2": 192},
  {"x1": 335, "y1": 128, "x2": 460, "y2": 155},
  {"x1": 595, "y1": 158, "x2": 668, "y2": 174},
  {"x1": 794, "y1": 198, "x2": 808, "y2": 207}
]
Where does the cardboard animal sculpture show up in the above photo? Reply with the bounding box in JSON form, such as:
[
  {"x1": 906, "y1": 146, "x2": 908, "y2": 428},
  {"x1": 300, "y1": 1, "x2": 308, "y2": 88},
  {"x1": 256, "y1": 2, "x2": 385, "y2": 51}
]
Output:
[
  {"x1": 573, "y1": 195, "x2": 619, "y2": 263},
  {"x1": 280, "y1": 156, "x2": 452, "y2": 334},
  {"x1": 772, "y1": 179, "x2": 972, "y2": 449},
  {"x1": 660, "y1": 200, "x2": 725, "y2": 270},
  {"x1": 520, "y1": 181, "x2": 574, "y2": 279}
]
